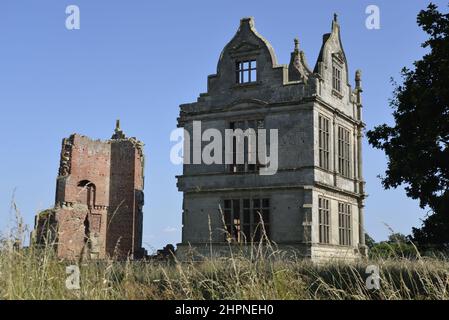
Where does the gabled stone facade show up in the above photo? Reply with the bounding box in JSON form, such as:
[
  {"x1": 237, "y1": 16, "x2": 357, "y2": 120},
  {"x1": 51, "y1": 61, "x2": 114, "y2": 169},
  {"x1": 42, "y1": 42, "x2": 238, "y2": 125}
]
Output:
[
  {"x1": 32, "y1": 121, "x2": 146, "y2": 260},
  {"x1": 177, "y1": 16, "x2": 366, "y2": 261}
]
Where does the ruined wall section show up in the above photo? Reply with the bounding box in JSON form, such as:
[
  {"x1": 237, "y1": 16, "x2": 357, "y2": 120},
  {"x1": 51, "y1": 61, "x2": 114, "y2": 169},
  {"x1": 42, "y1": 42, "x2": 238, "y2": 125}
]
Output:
[
  {"x1": 33, "y1": 128, "x2": 146, "y2": 261},
  {"x1": 53, "y1": 134, "x2": 111, "y2": 259},
  {"x1": 107, "y1": 139, "x2": 145, "y2": 259}
]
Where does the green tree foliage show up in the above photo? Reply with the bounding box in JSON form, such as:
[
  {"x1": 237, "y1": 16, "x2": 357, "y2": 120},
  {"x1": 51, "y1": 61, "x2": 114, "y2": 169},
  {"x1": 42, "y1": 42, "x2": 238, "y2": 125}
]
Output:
[
  {"x1": 367, "y1": 3, "x2": 449, "y2": 249},
  {"x1": 388, "y1": 232, "x2": 409, "y2": 244},
  {"x1": 368, "y1": 233, "x2": 418, "y2": 259},
  {"x1": 365, "y1": 233, "x2": 376, "y2": 249}
]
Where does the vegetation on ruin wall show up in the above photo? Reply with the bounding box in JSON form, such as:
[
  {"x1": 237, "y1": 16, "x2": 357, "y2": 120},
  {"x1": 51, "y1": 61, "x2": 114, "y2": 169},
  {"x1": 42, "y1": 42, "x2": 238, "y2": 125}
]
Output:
[{"x1": 1, "y1": 223, "x2": 449, "y2": 300}]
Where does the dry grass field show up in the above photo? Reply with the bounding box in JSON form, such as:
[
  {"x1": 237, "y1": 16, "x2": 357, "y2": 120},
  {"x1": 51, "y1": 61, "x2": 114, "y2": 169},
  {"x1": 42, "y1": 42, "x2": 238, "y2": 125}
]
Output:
[
  {"x1": 1, "y1": 236, "x2": 449, "y2": 300},
  {"x1": 1, "y1": 206, "x2": 448, "y2": 300}
]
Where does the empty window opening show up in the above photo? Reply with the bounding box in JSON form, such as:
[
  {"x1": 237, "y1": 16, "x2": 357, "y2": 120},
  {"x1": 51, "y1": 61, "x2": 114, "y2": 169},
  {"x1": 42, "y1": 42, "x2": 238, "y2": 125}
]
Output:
[
  {"x1": 332, "y1": 64, "x2": 342, "y2": 93},
  {"x1": 236, "y1": 60, "x2": 257, "y2": 84},
  {"x1": 319, "y1": 197, "x2": 330, "y2": 244},
  {"x1": 337, "y1": 126, "x2": 351, "y2": 178},
  {"x1": 77, "y1": 180, "x2": 96, "y2": 208},
  {"x1": 338, "y1": 202, "x2": 352, "y2": 246},
  {"x1": 229, "y1": 119, "x2": 265, "y2": 173},
  {"x1": 318, "y1": 115, "x2": 330, "y2": 170},
  {"x1": 223, "y1": 198, "x2": 270, "y2": 243}
]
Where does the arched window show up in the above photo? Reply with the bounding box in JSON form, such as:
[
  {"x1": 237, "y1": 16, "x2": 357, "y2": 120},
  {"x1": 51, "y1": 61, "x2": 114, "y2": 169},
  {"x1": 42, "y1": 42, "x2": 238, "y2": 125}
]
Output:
[{"x1": 77, "y1": 180, "x2": 96, "y2": 208}]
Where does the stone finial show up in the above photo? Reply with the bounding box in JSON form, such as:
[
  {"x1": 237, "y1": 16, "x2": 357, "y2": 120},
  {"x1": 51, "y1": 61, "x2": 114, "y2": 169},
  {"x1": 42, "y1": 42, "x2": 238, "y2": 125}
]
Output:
[
  {"x1": 294, "y1": 38, "x2": 299, "y2": 52},
  {"x1": 355, "y1": 69, "x2": 363, "y2": 105},
  {"x1": 111, "y1": 119, "x2": 126, "y2": 139},
  {"x1": 332, "y1": 13, "x2": 339, "y2": 31},
  {"x1": 288, "y1": 37, "x2": 310, "y2": 83},
  {"x1": 355, "y1": 69, "x2": 362, "y2": 89},
  {"x1": 240, "y1": 17, "x2": 255, "y2": 29}
]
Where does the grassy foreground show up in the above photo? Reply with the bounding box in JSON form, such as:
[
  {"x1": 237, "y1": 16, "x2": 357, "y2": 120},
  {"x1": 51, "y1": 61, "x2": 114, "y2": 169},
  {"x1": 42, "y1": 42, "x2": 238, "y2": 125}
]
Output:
[
  {"x1": 1, "y1": 237, "x2": 449, "y2": 300},
  {"x1": 1, "y1": 206, "x2": 448, "y2": 300}
]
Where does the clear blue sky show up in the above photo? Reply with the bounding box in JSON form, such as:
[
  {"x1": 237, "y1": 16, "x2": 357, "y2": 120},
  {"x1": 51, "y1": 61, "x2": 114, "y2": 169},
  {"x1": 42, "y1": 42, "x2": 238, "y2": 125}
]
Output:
[{"x1": 0, "y1": 0, "x2": 444, "y2": 252}]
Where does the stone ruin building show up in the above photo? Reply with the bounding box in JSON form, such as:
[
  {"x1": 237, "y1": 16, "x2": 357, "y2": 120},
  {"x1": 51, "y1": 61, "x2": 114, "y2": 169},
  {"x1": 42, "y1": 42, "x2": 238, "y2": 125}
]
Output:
[{"x1": 32, "y1": 121, "x2": 146, "y2": 260}]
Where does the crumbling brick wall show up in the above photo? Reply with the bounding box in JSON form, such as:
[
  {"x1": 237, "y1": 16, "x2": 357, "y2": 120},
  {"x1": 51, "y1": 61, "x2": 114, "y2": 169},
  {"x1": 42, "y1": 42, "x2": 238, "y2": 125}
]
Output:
[{"x1": 33, "y1": 123, "x2": 146, "y2": 260}]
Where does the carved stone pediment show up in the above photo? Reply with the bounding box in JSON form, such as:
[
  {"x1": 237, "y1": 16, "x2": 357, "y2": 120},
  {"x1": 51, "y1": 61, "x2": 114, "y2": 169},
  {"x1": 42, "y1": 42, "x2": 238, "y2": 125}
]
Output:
[
  {"x1": 332, "y1": 51, "x2": 345, "y2": 64},
  {"x1": 225, "y1": 98, "x2": 268, "y2": 111},
  {"x1": 230, "y1": 41, "x2": 260, "y2": 55}
]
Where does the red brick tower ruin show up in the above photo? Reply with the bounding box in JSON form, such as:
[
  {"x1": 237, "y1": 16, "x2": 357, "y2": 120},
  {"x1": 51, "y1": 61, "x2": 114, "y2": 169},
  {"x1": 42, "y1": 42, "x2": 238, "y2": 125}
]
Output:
[{"x1": 33, "y1": 121, "x2": 146, "y2": 260}]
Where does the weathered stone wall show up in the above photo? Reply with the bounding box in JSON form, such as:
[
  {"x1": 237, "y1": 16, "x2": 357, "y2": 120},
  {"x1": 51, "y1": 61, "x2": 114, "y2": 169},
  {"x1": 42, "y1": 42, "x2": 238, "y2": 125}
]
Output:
[
  {"x1": 177, "y1": 16, "x2": 366, "y2": 261},
  {"x1": 181, "y1": 189, "x2": 308, "y2": 245}
]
